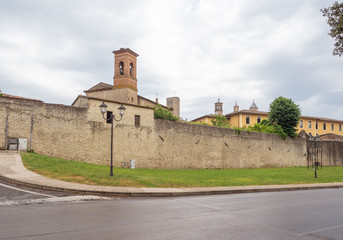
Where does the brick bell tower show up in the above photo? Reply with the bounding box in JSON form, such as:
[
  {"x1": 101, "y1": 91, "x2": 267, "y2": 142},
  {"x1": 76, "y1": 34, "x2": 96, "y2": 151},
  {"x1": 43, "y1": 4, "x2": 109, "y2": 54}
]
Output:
[
  {"x1": 112, "y1": 48, "x2": 139, "y2": 104},
  {"x1": 215, "y1": 99, "x2": 223, "y2": 116}
]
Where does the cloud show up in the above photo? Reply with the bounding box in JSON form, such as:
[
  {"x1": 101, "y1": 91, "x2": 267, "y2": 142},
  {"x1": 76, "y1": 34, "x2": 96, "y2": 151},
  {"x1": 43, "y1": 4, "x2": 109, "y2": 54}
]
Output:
[{"x1": 0, "y1": 0, "x2": 342, "y2": 121}]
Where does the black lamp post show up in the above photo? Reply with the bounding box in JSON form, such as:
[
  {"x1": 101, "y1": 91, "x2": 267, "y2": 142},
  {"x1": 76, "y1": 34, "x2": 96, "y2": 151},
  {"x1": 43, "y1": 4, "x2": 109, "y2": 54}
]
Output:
[
  {"x1": 309, "y1": 133, "x2": 320, "y2": 178},
  {"x1": 99, "y1": 102, "x2": 126, "y2": 176}
]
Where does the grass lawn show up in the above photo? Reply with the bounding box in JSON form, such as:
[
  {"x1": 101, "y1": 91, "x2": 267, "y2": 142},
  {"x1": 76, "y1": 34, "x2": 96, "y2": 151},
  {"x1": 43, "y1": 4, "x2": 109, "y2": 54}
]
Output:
[{"x1": 21, "y1": 152, "x2": 343, "y2": 188}]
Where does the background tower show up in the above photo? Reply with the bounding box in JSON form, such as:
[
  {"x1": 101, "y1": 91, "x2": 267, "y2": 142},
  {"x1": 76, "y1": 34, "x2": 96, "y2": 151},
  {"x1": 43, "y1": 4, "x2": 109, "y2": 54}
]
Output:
[
  {"x1": 215, "y1": 99, "x2": 223, "y2": 116},
  {"x1": 233, "y1": 101, "x2": 239, "y2": 112},
  {"x1": 112, "y1": 48, "x2": 139, "y2": 104},
  {"x1": 167, "y1": 97, "x2": 180, "y2": 119},
  {"x1": 249, "y1": 100, "x2": 258, "y2": 111}
]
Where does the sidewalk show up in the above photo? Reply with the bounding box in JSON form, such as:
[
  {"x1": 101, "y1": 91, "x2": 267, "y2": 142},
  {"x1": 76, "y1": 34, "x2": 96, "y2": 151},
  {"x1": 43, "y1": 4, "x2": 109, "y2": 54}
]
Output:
[{"x1": 1, "y1": 151, "x2": 343, "y2": 197}]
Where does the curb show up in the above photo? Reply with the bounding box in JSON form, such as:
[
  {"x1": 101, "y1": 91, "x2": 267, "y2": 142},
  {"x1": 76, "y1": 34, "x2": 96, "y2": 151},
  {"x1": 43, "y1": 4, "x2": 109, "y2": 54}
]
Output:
[{"x1": 1, "y1": 174, "x2": 343, "y2": 198}]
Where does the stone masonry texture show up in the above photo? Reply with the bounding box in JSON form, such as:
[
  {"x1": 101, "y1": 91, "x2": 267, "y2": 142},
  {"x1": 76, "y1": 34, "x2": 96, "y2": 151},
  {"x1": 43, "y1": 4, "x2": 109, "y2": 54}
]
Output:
[{"x1": 1, "y1": 97, "x2": 342, "y2": 168}]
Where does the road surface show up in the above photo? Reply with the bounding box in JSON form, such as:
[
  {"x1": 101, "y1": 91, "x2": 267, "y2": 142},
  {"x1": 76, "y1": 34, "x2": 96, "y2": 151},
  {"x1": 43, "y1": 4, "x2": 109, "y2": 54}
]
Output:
[{"x1": 1, "y1": 186, "x2": 343, "y2": 239}]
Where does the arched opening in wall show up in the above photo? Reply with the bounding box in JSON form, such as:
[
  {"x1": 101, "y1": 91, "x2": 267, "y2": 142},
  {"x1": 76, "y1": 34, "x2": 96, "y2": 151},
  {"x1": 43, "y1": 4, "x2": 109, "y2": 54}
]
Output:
[
  {"x1": 119, "y1": 61, "x2": 124, "y2": 75},
  {"x1": 130, "y1": 62, "x2": 134, "y2": 76}
]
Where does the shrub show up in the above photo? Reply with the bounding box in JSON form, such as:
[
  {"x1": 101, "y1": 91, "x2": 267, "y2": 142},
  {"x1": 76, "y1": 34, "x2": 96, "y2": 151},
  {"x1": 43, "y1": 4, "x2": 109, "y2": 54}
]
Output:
[
  {"x1": 154, "y1": 104, "x2": 178, "y2": 121},
  {"x1": 248, "y1": 119, "x2": 287, "y2": 140},
  {"x1": 211, "y1": 115, "x2": 231, "y2": 128}
]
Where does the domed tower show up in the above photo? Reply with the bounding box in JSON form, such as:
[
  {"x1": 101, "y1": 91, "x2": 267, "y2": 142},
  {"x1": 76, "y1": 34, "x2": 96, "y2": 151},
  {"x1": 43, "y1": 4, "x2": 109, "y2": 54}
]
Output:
[
  {"x1": 233, "y1": 101, "x2": 239, "y2": 112},
  {"x1": 112, "y1": 48, "x2": 139, "y2": 104}
]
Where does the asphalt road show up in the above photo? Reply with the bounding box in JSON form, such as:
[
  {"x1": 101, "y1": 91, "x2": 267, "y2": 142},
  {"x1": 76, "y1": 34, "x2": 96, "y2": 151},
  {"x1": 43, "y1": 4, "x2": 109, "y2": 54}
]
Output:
[
  {"x1": 0, "y1": 179, "x2": 106, "y2": 208},
  {"x1": 0, "y1": 179, "x2": 75, "y2": 204},
  {"x1": 1, "y1": 188, "x2": 343, "y2": 240}
]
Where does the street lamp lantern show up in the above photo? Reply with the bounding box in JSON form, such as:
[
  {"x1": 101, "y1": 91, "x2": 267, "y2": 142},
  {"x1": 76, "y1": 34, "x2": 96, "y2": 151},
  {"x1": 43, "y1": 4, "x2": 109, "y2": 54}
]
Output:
[
  {"x1": 118, "y1": 104, "x2": 126, "y2": 116},
  {"x1": 99, "y1": 102, "x2": 126, "y2": 176},
  {"x1": 99, "y1": 102, "x2": 108, "y2": 115}
]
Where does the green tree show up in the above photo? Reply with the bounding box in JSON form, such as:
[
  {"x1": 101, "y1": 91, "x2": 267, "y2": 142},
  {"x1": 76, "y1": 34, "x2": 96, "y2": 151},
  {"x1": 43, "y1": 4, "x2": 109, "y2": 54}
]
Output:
[
  {"x1": 211, "y1": 115, "x2": 231, "y2": 128},
  {"x1": 268, "y1": 97, "x2": 301, "y2": 138},
  {"x1": 154, "y1": 104, "x2": 178, "y2": 121},
  {"x1": 0, "y1": 90, "x2": 2, "y2": 97},
  {"x1": 321, "y1": 2, "x2": 343, "y2": 57}
]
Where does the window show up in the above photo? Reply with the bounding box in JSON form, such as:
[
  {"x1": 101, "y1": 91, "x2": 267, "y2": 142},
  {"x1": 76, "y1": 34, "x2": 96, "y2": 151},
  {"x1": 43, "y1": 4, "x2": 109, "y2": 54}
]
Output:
[
  {"x1": 257, "y1": 116, "x2": 261, "y2": 123},
  {"x1": 130, "y1": 63, "x2": 134, "y2": 76},
  {"x1": 340, "y1": 124, "x2": 342, "y2": 132},
  {"x1": 308, "y1": 120, "x2": 312, "y2": 129},
  {"x1": 331, "y1": 123, "x2": 335, "y2": 131},
  {"x1": 246, "y1": 116, "x2": 250, "y2": 125},
  {"x1": 119, "y1": 61, "x2": 124, "y2": 75},
  {"x1": 135, "y1": 115, "x2": 140, "y2": 127},
  {"x1": 323, "y1": 123, "x2": 326, "y2": 131},
  {"x1": 315, "y1": 121, "x2": 318, "y2": 130},
  {"x1": 299, "y1": 120, "x2": 303, "y2": 128}
]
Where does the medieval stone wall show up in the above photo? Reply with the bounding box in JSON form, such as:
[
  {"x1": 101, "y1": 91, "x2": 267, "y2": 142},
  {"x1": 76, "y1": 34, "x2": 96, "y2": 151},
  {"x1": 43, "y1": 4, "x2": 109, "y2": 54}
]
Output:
[
  {"x1": 147, "y1": 120, "x2": 307, "y2": 169},
  {"x1": 312, "y1": 141, "x2": 343, "y2": 166},
  {"x1": 0, "y1": 97, "x2": 90, "y2": 161},
  {"x1": 0, "y1": 97, "x2": 156, "y2": 166},
  {"x1": 3, "y1": 97, "x2": 342, "y2": 169}
]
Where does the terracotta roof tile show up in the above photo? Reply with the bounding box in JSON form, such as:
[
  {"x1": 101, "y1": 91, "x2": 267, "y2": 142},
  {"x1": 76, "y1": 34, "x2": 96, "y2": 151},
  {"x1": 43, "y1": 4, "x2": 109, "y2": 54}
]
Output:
[
  {"x1": 84, "y1": 82, "x2": 113, "y2": 93},
  {"x1": 2, "y1": 93, "x2": 43, "y2": 102}
]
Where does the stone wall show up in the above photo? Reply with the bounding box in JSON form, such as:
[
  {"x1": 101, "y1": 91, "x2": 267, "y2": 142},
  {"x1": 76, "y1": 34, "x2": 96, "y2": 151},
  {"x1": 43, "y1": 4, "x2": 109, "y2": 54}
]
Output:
[
  {"x1": 0, "y1": 96, "x2": 312, "y2": 169},
  {"x1": 310, "y1": 141, "x2": 343, "y2": 166},
  {"x1": 0, "y1": 96, "x2": 156, "y2": 166},
  {"x1": 0, "y1": 97, "x2": 90, "y2": 160},
  {"x1": 148, "y1": 120, "x2": 307, "y2": 169}
]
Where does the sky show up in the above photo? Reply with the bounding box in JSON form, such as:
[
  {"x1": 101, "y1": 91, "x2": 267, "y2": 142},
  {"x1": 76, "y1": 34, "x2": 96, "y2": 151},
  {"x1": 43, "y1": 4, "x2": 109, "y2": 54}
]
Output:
[{"x1": 1, "y1": 0, "x2": 342, "y2": 121}]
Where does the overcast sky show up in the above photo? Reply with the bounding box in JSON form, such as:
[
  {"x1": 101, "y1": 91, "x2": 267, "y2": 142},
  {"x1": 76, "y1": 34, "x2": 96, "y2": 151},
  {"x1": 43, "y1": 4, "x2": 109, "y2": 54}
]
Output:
[{"x1": 1, "y1": 0, "x2": 342, "y2": 121}]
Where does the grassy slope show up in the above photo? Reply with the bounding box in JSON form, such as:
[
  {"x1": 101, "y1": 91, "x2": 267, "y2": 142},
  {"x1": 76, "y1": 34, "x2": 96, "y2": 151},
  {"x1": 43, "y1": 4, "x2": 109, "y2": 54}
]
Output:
[{"x1": 21, "y1": 153, "x2": 343, "y2": 188}]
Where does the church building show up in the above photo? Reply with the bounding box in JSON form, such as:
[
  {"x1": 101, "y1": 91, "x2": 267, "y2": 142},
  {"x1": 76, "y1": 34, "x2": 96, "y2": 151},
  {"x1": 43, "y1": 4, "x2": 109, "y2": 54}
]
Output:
[{"x1": 72, "y1": 48, "x2": 180, "y2": 118}]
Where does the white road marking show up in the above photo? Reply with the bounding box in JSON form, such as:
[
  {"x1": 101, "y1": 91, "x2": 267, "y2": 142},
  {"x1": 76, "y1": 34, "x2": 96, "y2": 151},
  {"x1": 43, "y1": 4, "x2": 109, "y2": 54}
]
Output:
[
  {"x1": 0, "y1": 182, "x2": 55, "y2": 198},
  {"x1": 298, "y1": 223, "x2": 343, "y2": 237},
  {"x1": 0, "y1": 195, "x2": 110, "y2": 206}
]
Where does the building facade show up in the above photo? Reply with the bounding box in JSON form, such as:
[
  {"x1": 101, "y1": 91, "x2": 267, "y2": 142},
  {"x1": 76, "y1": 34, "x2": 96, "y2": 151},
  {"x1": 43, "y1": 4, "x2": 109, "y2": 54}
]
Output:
[{"x1": 192, "y1": 101, "x2": 343, "y2": 136}]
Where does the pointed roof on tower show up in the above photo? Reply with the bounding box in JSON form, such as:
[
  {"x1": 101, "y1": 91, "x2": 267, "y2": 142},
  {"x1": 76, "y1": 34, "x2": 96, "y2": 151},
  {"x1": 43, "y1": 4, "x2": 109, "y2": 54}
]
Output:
[{"x1": 249, "y1": 100, "x2": 258, "y2": 111}]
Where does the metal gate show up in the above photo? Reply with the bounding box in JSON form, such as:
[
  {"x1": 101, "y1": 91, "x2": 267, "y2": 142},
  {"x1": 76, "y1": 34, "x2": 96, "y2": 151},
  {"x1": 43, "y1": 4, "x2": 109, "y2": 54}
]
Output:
[{"x1": 307, "y1": 146, "x2": 322, "y2": 170}]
